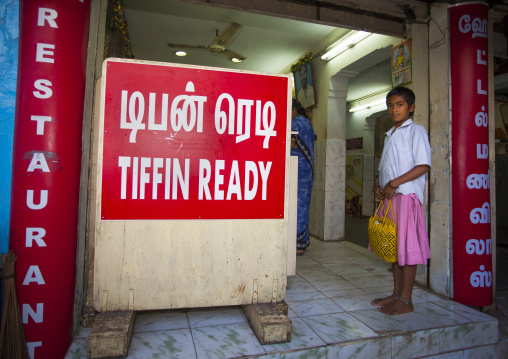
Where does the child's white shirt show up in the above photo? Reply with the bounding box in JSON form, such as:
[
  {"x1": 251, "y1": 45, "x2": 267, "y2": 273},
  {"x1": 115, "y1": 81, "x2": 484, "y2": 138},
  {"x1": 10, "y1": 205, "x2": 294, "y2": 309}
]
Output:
[{"x1": 378, "y1": 119, "x2": 431, "y2": 204}]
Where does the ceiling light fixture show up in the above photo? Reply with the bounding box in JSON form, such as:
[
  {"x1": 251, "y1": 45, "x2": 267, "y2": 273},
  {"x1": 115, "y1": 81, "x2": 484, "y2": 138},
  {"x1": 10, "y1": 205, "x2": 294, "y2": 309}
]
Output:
[
  {"x1": 175, "y1": 51, "x2": 187, "y2": 56},
  {"x1": 349, "y1": 99, "x2": 386, "y2": 113},
  {"x1": 231, "y1": 57, "x2": 243, "y2": 63},
  {"x1": 321, "y1": 31, "x2": 372, "y2": 62}
]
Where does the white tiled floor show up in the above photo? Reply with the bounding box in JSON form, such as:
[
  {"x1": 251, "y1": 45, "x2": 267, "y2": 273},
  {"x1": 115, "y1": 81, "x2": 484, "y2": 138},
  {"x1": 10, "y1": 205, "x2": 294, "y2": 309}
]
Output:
[{"x1": 66, "y1": 240, "x2": 501, "y2": 359}]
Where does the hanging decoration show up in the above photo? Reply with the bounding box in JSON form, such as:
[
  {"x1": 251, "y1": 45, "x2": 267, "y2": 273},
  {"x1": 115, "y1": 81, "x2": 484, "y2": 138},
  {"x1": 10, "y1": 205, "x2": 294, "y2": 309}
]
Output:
[
  {"x1": 290, "y1": 52, "x2": 312, "y2": 73},
  {"x1": 104, "y1": 0, "x2": 133, "y2": 59}
]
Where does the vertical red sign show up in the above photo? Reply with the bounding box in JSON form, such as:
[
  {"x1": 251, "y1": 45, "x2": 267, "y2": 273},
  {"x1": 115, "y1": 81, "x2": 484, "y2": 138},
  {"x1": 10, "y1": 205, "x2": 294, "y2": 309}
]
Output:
[
  {"x1": 450, "y1": 3, "x2": 492, "y2": 306},
  {"x1": 9, "y1": 1, "x2": 91, "y2": 358}
]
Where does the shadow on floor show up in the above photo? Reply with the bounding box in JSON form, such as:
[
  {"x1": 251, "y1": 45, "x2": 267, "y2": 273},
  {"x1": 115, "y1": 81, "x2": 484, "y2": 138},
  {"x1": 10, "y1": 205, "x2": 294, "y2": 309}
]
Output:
[{"x1": 345, "y1": 214, "x2": 370, "y2": 249}]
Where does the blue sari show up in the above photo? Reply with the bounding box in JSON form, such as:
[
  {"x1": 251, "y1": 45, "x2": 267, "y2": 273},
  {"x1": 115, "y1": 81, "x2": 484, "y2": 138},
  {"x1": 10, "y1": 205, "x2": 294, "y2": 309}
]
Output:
[{"x1": 291, "y1": 115, "x2": 314, "y2": 250}]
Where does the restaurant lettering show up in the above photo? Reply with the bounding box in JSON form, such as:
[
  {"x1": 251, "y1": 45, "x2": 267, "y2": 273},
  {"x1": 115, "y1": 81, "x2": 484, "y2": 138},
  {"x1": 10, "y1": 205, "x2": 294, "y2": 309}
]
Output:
[
  {"x1": 10, "y1": 1, "x2": 91, "y2": 357},
  {"x1": 450, "y1": 3, "x2": 493, "y2": 306}
]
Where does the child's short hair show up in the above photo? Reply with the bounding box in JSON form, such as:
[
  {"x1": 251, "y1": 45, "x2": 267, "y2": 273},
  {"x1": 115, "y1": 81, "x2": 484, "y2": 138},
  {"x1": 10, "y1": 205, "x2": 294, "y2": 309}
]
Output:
[{"x1": 386, "y1": 86, "x2": 415, "y2": 108}]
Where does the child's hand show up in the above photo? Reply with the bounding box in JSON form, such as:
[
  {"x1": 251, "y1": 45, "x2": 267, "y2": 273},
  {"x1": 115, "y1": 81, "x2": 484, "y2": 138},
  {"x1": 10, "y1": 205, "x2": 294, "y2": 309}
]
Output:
[
  {"x1": 383, "y1": 181, "x2": 398, "y2": 199},
  {"x1": 374, "y1": 186, "x2": 385, "y2": 201}
]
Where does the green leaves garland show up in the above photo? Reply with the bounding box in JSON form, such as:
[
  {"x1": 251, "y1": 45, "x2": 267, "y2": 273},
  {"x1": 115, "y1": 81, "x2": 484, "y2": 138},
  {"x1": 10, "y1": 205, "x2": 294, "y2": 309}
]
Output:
[{"x1": 291, "y1": 52, "x2": 313, "y2": 73}]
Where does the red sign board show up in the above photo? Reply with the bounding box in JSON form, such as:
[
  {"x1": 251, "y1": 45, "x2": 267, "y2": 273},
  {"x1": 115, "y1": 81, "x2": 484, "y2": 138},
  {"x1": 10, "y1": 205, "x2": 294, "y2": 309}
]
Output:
[
  {"x1": 9, "y1": 1, "x2": 91, "y2": 358},
  {"x1": 449, "y1": 2, "x2": 492, "y2": 306},
  {"x1": 101, "y1": 59, "x2": 290, "y2": 220}
]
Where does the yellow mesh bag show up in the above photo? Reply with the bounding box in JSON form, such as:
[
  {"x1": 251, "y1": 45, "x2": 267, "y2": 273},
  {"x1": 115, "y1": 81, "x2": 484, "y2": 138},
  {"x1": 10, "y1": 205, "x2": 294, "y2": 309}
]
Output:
[{"x1": 368, "y1": 199, "x2": 398, "y2": 263}]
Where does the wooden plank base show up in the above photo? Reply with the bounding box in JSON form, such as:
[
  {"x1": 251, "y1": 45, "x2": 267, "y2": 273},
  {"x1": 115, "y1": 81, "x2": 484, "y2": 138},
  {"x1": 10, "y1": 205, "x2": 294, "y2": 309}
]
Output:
[
  {"x1": 242, "y1": 302, "x2": 292, "y2": 345},
  {"x1": 277, "y1": 300, "x2": 289, "y2": 316},
  {"x1": 88, "y1": 311, "x2": 136, "y2": 359}
]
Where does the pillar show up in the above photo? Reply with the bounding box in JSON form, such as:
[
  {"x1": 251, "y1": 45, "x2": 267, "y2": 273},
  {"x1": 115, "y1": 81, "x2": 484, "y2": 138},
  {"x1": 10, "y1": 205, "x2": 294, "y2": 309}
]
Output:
[
  {"x1": 362, "y1": 115, "x2": 376, "y2": 217},
  {"x1": 312, "y1": 70, "x2": 357, "y2": 241}
]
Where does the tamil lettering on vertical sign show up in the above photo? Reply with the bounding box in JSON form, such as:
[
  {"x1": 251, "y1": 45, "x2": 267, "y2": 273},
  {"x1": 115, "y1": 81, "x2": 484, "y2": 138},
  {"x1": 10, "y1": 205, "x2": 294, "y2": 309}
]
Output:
[
  {"x1": 101, "y1": 59, "x2": 290, "y2": 220},
  {"x1": 450, "y1": 2, "x2": 492, "y2": 306},
  {"x1": 9, "y1": 1, "x2": 90, "y2": 358}
]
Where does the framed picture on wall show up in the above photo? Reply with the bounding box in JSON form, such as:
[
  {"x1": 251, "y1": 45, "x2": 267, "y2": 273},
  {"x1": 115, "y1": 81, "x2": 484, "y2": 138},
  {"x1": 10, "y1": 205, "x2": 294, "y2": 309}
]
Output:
[
  {"x1": 292, "y1": 53, "x2": 317, "y2": 109},
  {"x1": 391, "y1": 39, "x2": 412, "y2": 87}
]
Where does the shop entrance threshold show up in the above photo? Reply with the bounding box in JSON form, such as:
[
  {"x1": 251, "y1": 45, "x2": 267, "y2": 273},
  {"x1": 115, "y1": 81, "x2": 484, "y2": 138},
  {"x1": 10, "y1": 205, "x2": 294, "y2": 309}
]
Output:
[{"x1": 66, "y1": 240, "x2": 505, "y2": 358}]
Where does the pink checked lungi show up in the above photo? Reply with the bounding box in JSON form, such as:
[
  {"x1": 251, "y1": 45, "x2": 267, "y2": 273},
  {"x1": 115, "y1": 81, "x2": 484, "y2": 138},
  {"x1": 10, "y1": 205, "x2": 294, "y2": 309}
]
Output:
[{"x1": 377, "y1": 193, "x2": 430, "y2": 266}]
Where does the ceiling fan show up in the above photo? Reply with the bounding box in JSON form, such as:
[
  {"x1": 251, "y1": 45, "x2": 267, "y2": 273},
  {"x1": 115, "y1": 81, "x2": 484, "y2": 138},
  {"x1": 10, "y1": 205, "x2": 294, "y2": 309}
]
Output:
[{"x1": 168, "y1": 22, "x2": 246, "y2": 62}]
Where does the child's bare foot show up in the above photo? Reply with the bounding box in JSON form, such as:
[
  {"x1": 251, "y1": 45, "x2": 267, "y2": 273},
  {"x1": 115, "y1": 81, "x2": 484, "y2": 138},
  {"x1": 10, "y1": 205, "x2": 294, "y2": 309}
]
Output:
[
  {"x1": 378, "y1": 296, "x2": 413, "y2": 315},
  {"x1": 371, "y1": 293, "x2": 397, "y2": 306}
]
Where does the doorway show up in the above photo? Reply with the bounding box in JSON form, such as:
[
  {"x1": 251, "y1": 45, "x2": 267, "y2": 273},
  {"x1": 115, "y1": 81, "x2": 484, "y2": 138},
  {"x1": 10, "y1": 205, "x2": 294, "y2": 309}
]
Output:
[
  {"x1": 344, "y1": 112, "x2": 393, "y2": 248},
  {"x1": 81, "y1": 0, "x2": 414, "y2": 312},
  {"x1": 341, "y1": 56, "x2": 394, "y2": 249}
]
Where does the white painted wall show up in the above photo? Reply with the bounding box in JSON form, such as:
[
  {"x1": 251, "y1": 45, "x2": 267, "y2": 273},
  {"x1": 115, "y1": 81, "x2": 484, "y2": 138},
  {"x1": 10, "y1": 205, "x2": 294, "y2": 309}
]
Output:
[{"x1": 428, "y1": 3, "x2": 453, "y2": 297}]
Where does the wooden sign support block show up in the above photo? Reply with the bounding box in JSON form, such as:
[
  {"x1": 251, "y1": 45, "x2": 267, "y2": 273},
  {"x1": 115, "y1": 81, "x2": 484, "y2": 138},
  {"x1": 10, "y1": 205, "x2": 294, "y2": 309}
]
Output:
[
  {"x1": 242, "y1": 303, "x2": 292, "y2": 344},
  {"x1": 88, "y1": 311, "x2": 136, "y2": 359},
  {"x1": 277, "y1": 300, "x2": 289, "y2": 316}
]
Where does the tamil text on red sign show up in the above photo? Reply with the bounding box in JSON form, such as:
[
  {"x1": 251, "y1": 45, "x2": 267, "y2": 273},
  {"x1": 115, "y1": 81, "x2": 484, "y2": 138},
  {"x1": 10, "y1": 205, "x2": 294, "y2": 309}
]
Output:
[
  {"x1": 449, "y1": 3, "x2": 492, "y2": 306},
  {"x1": 101, "y1": 59, "x2": 290, "y2": 220}
]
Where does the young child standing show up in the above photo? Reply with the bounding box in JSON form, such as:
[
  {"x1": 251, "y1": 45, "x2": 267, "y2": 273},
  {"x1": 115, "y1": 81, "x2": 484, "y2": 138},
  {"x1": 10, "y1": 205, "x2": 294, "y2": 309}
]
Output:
[{"x1": 371, "y1": 86, "x2": 431, "y2": 315}]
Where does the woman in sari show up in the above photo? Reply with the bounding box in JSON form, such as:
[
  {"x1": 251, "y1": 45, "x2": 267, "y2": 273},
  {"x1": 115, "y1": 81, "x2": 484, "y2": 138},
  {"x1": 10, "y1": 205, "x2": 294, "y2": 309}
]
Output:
[{"x1": 291, "y1": 99, "x2": 314, "y2": 255}]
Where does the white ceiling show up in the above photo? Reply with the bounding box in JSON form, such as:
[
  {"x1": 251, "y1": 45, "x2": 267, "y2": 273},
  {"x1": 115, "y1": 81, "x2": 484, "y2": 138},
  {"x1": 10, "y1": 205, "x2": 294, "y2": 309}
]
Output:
[
  {"x1": 123, "y1": 0, "x2": 397, "y2": 102},
  {"x1": 123, "y1": 0, "x2": 508, "y2": 103},
  {"x1": 124, "y1": 0, "x2": 338, "y2": 74}
]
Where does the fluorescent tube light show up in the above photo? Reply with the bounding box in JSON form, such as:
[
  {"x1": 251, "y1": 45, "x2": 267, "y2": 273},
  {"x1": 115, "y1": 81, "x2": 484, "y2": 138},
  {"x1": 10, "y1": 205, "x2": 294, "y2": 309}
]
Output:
[
  {"x1": 321, "y1": 31, "x2": 372, "y2": 61},
  {"x1": 349, "y1": 99, "x2": 386, "y2": 113}
]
